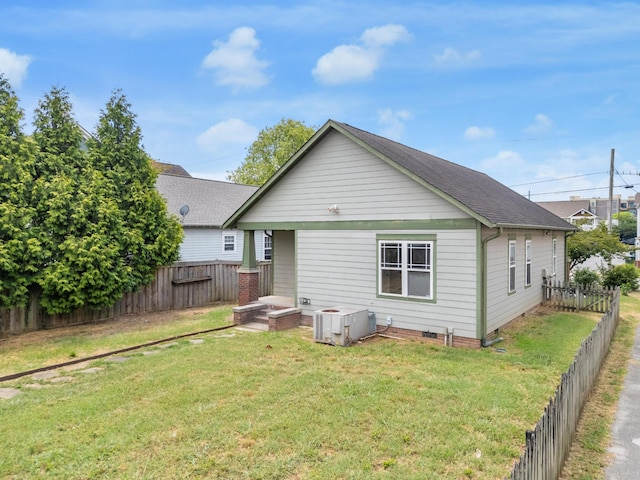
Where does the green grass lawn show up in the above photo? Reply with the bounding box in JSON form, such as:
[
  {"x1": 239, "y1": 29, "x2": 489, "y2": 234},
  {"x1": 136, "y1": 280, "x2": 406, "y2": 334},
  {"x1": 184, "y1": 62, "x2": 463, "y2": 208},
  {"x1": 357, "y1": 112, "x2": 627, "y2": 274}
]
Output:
[{"x1": 0, "y1": 307, "x2": 599, "y2": 479}]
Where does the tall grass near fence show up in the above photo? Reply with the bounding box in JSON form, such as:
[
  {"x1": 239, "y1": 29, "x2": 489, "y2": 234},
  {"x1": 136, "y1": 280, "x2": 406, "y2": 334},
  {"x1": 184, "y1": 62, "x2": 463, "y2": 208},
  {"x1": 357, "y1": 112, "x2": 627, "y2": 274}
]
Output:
[
  {"x1": 0, "y1": 261, "x2": 271, "y2": 334},
  {"x1": 509, "y1": 287, "x2": 621, "y2": 479}
]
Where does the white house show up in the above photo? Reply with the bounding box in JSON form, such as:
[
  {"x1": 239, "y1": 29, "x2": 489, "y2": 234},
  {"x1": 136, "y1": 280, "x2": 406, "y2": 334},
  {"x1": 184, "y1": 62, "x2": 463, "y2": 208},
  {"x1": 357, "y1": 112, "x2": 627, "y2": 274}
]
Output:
[
  {"x1": 156, "y1": 174, "x2": 271, "y2": 262},
  {"x1": 224, "y1": 120, "x2": 576, "y2": 347}
]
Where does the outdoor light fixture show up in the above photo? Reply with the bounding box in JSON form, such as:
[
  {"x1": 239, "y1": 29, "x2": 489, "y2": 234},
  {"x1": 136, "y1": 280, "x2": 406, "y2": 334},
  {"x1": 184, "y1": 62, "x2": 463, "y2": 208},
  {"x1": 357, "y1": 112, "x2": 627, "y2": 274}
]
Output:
[{"x1": 327, "y1": 204, "x2": 339, "y2": 213}]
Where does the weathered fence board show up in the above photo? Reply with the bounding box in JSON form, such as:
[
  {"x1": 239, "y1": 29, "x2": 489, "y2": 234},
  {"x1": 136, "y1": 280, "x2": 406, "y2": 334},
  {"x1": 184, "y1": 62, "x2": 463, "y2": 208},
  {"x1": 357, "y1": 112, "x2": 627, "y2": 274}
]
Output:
[
  {"x1": 509, "y1": 287, "x2": 621, "y2": 480},
  {"x1": 0, "y1": 260, "x2": 271, "y2": 334},
  {"x1": 542, "y1": 281, "x2": 616, "y2": 313}
]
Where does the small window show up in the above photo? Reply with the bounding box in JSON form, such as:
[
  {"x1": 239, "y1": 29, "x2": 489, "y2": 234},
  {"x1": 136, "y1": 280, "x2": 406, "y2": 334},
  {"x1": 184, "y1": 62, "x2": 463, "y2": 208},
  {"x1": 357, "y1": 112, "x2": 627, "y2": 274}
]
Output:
[
  {"x1": 525, "y1": 239, "x2": 532, "y2": 287},
  {"x1": 263, "y1": 234, "x2": 272, "y2": 260},
  {"x1": 223, "y1": 231, "x2": 236, "y2": 253},
  {"x1": 508, "y1": 240, "x2": 516, "y2": 293},
  {"x1": 379, "y1": 240, "x2": 432, "y2": 299}
]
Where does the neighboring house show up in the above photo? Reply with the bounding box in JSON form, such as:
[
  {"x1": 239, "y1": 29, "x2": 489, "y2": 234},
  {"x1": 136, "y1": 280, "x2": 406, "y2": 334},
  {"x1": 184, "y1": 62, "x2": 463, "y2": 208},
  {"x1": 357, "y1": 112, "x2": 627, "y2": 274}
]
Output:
[
  {"x1": 537, "y1": 200, "x2": 601, "y2": 230},
  {"x1": 224, "y1": 120, "x2": 576, "y2": 347},
  {"x1": 156, "y1": 174, "x2": 271, "y2": 262}
]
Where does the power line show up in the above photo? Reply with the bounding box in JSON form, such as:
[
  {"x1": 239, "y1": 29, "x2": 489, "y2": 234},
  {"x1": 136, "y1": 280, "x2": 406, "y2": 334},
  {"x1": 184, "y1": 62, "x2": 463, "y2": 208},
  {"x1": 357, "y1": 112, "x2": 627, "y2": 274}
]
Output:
[
  {"x1": 524, "y1": 183, "x2": 639, "y2": 197},
  {"x1": 509, "y1": 171, "x2": 607, "y2": 188}
]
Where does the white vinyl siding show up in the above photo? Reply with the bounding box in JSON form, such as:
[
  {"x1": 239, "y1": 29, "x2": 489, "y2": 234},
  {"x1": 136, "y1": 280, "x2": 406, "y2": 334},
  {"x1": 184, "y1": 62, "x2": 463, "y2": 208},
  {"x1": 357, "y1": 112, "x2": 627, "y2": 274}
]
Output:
[
  {"x1": 241, "y1": 131, "x2": 469, "y2": 224},
  {"x1": 486, "y1": 229, "x2": 564, "y2": 333},
  {"x1": 296, "y1": 229, "x2": 478, "y2": 339},
  {"x1": 273, "y1": 230, "x2": 295, "y2": 297},
  {"x1": 179, "y1": 229, "x2": 269, "y2": 262}
]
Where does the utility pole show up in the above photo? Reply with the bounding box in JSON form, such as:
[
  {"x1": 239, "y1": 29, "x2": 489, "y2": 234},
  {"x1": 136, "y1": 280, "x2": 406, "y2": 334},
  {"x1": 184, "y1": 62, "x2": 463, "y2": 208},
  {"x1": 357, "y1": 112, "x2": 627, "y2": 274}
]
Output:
[{"x1": 608, "y1": 148, "x2": 615, "y2": 232}]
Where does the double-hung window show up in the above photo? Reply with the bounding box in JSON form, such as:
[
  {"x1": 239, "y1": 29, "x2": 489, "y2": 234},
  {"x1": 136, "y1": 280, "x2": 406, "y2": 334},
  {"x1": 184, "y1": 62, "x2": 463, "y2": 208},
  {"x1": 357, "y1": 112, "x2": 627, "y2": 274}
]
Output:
[
  {"x1": 525, "y1": 239, "x2": 532, "y2": 287},
  {"x1": 508, "y1": 240, "x2": 516, "y2": 293},
  {"x1": 223, "y1": 231, "x2": 236, "y2": 253},
  {"x1": 263, "y1": 234, "x2": 272, "y2": 260},
  {"x1": 379, "y1": 239, "x2": 433, "y2": 300}
]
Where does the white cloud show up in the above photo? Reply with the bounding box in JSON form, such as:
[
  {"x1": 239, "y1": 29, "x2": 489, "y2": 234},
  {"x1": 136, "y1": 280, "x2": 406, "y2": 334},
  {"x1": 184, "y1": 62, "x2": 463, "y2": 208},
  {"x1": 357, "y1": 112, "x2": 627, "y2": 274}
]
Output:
[
  {"x1": 361, "y1": 24, "x2": 411, "y2": 47},
  {"x1": 196, "y1": 118, "x2": 258, "y2": 152},
  {"x1": 313, "y1": 45, "x2": 379, "y2": 85},
  {"x1": 433, "y1": 47, "x2": 482, "y2": 65},
  {"x1": 0, "y1": 48, "x2": 32, "y2": 88},
  {"x1": 378, "y1": 108, "x2": 412, "y2": 140},
  {"x1": 312, "y1": 24, "x2": 410, "y2": 85},
  {"x1": 525, "y1": 114, "x2": 554, "y2": 135},
  {"x1": 201, "y1": 27, "x2": 270, "y2": 90},
  {"x1": 482, "y1": 150, "x2": 524, "y2": 170},
  {"x1": 464, "y1": 126, "x2": 495, "y2": 140}
]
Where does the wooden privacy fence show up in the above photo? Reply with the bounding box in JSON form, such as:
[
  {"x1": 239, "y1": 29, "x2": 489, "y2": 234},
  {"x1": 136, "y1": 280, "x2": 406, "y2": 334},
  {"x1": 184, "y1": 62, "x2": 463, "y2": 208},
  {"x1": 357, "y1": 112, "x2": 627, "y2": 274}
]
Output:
[
  {"x1": 0, "y1": 261, "x2": 271, "y2": 333},
  {"x1": 508, "y1": 287, "x2": 621, "y2": 480},
  {"x1": 542, "y1": 281, "x2": 616, "y2": 313}
]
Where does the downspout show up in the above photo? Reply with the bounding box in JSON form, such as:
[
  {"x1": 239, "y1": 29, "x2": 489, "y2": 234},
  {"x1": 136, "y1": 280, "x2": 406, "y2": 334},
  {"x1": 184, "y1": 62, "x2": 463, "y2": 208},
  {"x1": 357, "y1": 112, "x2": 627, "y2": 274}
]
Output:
[{"x1": 480, "y1": 227, "x2": 503, "y2": 347}]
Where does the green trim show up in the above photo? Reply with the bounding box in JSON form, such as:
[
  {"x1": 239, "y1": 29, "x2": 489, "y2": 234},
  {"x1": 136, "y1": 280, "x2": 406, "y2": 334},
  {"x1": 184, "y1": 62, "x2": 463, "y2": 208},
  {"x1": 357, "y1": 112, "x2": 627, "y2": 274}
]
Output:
[
  {"x1": 377, "y1": 233, "x2": 437, "y2": 241},
  {"x1": 294, "y1": 230, "x2": 298, "y2": 306},
  {"x1": 375, "y1": 235, "x2": 437, "y2": 303},
  {"x1": 238, "y1": 218, "x2": 477, "y2": 231},
  {"x1": 242, "y1": 230, "x2": 256, "y2": 269},
  {"x1": 508, "y1": 233, "x2": 517, "y2": 240},
  {"x1": 475, "y1": 225, "x2": 483, "y2": 339}
]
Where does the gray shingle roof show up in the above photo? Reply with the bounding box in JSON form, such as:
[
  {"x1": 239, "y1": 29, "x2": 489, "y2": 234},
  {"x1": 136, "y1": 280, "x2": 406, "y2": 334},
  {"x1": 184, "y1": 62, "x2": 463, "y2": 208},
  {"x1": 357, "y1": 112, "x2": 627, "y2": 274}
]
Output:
[
  {"x1": 156, "y1": 174, "x2": 257, "y2": 227},
  {"x1": 334, "y1": 121, "x2": 576, "y2": 230}
]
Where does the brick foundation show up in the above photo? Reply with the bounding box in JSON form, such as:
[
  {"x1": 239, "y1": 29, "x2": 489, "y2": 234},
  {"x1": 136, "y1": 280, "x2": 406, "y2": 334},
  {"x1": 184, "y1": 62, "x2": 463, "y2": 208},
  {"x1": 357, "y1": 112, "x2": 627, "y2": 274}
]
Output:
[
  {"x1": 374, "y1": 325, "x2": 482, "y2": 348},
  {"x1": 238, "y1": 269, "x2": 260, "y2": 306}
]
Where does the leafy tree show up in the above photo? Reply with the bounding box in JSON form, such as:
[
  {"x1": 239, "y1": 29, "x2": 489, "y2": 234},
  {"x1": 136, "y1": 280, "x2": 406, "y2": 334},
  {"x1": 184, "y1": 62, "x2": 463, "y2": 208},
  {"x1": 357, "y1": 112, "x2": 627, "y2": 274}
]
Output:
[
  {"x1": 600, "y1": 263, "x2": 639, "y2": 294},
  {"x1": 227, "y1": 118, "x2": 315, "y2": 185},
  {"x1": 567, "y1": 223, "x2": 629, "y2": 272},
  {"x1": 613, "y1": 211, "x2": 637, "y2": 244},
  {"x1": 0, "y1": 75, "x2": 40, "y2": 308},
  {"x1": 88, "y1": 90, "x2": 182, "y2": 293}
]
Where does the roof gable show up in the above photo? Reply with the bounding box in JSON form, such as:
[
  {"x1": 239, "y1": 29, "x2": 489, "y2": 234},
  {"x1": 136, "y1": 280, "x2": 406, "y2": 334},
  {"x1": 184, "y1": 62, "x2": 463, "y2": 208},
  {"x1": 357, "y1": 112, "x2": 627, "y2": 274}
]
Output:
[{"x1": 224, "y1": 120, "x2": 576, "y2": 231}]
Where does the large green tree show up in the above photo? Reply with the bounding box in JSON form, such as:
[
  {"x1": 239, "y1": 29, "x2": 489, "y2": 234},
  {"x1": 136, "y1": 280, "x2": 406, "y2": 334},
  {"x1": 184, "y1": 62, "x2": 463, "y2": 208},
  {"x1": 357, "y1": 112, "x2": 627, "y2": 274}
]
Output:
[
  {"x1": 88, "y1": 90, "x2": 182, "y2": 293},
  {"x1": 567, "y1": 223, "x2": 629, "y2": 272},
  {"x1": 2, "y1": 83, "x2": 182, "y2": 316},
  {"x1": 0, "y1": 75, "x2": 40, "y2": 308},
  {"x1": 31, "y1": 87, "x2": 132, "y2": 313},
  {"x1": 227, "y1": 118, "x2": 315, "y2": 185}
]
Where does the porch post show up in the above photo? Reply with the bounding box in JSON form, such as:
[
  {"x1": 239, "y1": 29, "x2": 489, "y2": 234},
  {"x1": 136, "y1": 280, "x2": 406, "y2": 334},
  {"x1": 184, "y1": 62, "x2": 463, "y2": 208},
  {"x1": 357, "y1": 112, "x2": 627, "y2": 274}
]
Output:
[{"x1": 238, "y1": 230, "x2": 259, "y2": 305}]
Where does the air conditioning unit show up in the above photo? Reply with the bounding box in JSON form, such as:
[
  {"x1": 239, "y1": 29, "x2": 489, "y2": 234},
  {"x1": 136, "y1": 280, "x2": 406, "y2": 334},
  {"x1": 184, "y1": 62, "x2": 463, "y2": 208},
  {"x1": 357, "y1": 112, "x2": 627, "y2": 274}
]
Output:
[{"x1": 313, "y1": 307, "x2": 374, "y2": 346}]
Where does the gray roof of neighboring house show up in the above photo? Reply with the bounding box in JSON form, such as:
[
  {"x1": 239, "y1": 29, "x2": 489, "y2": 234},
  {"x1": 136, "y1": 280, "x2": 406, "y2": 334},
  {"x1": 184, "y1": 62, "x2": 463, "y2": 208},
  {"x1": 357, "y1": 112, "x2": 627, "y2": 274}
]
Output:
[
  {"x1": 225, "y1": 120, "x2": 576, "y2": 231},
  {"x1": 156, "y1": 174, "x2": 258, "y2": 227},
  {"x1": 537, "y1": 200, "x2": 596, "y2": 219},
  {"x1": 154, "y1": 161, "x2": 192, "y2": 177}
]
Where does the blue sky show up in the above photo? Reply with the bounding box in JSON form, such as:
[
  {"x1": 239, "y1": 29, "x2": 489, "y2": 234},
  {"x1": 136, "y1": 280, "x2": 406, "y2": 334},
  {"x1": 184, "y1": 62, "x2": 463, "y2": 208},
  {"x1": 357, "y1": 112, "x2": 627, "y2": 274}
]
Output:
[{"x1": 1, "y1": 1, "x2": 639, "y2": 201}]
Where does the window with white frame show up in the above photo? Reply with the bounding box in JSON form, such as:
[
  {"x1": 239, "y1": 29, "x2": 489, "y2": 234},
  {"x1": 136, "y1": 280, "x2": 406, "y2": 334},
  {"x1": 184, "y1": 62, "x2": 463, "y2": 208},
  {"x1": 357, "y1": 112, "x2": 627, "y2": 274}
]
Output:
[
  {"x1": 525, "y1": 239, "x2": 532, "y2": 287},
  {"x1": 263, "y1": 233, "x2": 272, "y2": 260},
  {"x1": 379, "y1": 240, "x2": 433, "y2": 299},
  {"x1": 223, "y1": 231, "x2": 236, "y2": 253},
  {"x1": 508, "y1": 240, "x2": 516, "y2": 293},
  {"x1": 552, "y1": 238, "x2": 557, "y2": 277}
]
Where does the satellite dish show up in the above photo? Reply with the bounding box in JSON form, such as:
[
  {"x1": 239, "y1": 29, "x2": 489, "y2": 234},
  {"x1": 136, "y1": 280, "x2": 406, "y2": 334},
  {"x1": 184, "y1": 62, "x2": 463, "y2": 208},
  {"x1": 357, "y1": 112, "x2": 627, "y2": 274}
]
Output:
[{"x1": 179, "y1": 205, "x2": 189, "y2": 217}]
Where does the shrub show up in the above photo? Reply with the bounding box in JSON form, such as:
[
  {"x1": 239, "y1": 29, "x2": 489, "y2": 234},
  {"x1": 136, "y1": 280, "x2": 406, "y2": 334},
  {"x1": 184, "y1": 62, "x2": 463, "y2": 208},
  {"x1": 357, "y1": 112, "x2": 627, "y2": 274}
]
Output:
[
  {"x1": 572, "y1": 268, "x2": 600, "y2": 287},
  {"x1": 600, "y1": 264, "x2": 640, "y2": 294}
]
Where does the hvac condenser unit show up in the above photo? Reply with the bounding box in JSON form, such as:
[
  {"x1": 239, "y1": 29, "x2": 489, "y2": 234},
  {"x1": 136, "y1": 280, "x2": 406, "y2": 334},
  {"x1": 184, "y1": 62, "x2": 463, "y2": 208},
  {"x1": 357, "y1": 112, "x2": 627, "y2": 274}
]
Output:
[{"x1": 313, "y1": 307, "x2": 374, "y2": 346}]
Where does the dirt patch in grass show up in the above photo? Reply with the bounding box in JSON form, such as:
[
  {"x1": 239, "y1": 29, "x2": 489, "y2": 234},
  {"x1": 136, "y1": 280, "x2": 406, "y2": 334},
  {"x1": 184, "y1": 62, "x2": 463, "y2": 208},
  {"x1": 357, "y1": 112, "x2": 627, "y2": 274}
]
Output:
[{"x1": 0, "y1": 303, "x2": 231, "y2": 350}]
